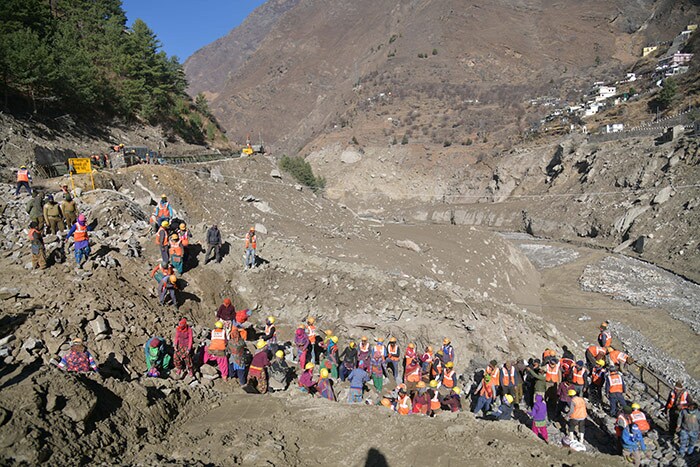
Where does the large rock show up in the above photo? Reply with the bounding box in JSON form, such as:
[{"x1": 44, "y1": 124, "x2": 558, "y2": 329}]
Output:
[
  {"x1": 652, "y1": 186, "x2": 674, "y2": 205},
  {"x1": 62, "y1": 383, "x2": 97, "y2": 423},
  {"x1": 340, "y1": 149, "x2": 362, "y2": 164},
  {"x1": 90, "y1": 316, "x2": 109, "y2": 336},
  {"x1": 395, "y1": 239, "x2": 421, "y2": 253},
  {"x1": 255, "y1": 223, "x2": 268, "y2": 235},
  {"x1": 269, "y1": 169, "x2": 282, "y2": 179},
  {"x1": 613, "y1": 205, "x2": 650, "y2": 234}
]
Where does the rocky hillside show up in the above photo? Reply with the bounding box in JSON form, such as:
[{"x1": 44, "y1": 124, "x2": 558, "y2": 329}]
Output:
[{"x1": 185, "y1": 0, "x2": 695, "y2": 150}]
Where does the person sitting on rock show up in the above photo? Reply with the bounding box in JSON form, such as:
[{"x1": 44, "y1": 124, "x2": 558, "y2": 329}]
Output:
[
  {"x1": 483, "y1": 394, "x2": 513, "y2": 420},
  {"x1": 247, "y1": 340, "x2": 271, "y2": 393},
  {"x1": 173, "y1": 318, "x2": 194, "y2": 378},
  {"x1": 66, "y1": 213, "x2": 93, "y2": 268},
  {"x1": 159, "y1": 274, "x2": 179, "y2": 309},
  {"x1": 269, "y1": 350, "x2": 291, "y2": 392},
  {"x1": 57, "y1": 338, "x2": 98, "y2": 373},
  {"x1": 144, "y1": 337, "x2": 170, "y2": 377}
]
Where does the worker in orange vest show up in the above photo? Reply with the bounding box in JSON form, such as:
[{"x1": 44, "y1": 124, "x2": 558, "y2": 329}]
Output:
[
  {"x1": 544, "y1": 358, "x2": 562, "y2": 415},
  {"x1": 402, "y1": 342, "x2": 416, "y2": 382},
  {"x1": 168, "y1": 233, "x2": 184, "y2": 274},
  {"x1": 571, "y1": 360, "x2": 589, "y2": 396},
  {"x1": 397, "y1": 387, "x2": 412, "y2": 415},
  {"x1": 244, "y1": 226, "x2": 257, "y2": 270},
  {"x1": 150, "y1": 261, "x2": 173, "y2": 284},
  {"x1": 385, "y1": 337, "x2": 401, "y2": 381},
  {"x1": 607, "y1": 347, "x2": 633, "y2": 372},
  {"x1": 585, "y1": 344, "x2": 607, "y2": 369},
  {"x1": 665, "y1": 380, "x2": 692, "y2": 433},
  {"x1": 154, "y1": 220, "x2": 170, "y2": 263},
  {"x1": 152, "y1": 194, "x2": 173, "y2": 232},
  {"x1": 567, "y1": 389, "x2": 587, "y2": 444},
  {"x1": 203, "y1": 321, "x2": 229, "y2": 381},
  {"x1": 542, "y1": 348, "x2": 557, "y2": 363},
  {"x1": 485, "y1": 360, "x2": 500, "y2": 389},
  {"x1": 438, "y1": 361, "x2": 457, "y2": 394},
  {"x1": 404, "y1": 356, "x2": 422, "y2": 393},
  {"x1": 499, "y1": 361, "x2": 518, "y2": 398},
  {"x1": 177, "y1": 223, "x2": 191, "y2": 263},
  {"x1": 598, "y1": 321, "x2": 612, "y2": 347},
  {"x1": 15, "y1": 165, "x2": 33, "y2": 196},
  {"x1": 629, "y1": 403, "x2": 650, "y2": 434},
  {"x1": 589, "y1": 359, "x2": 607, "y2": 404},
  {"x1": 428, "y1": 379, "x2": 442, "y2": 416},
  {"x1": 473, "y1": 374, "x2": 495, "y2": 416},
  {"x1": 605, "y1": 365, "x2": 626, "y2": 416}
]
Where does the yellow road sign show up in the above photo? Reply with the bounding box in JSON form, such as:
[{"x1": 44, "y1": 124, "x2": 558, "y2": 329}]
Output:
[{"x1": 69, "y1": 158, "x2": 92, "y2": 174}]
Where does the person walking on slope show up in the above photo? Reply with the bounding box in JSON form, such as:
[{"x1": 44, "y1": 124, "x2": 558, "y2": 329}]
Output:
[
  {"x1": 530, "y1": 394, "x2": 549, "y2": 443},
  {"x1": 606, "y1": 365, "x2": 626, "y2": 417},
  {"x1": 159, "y1": 274, "x2": 179, "y2": 309},
  {"x1": 168, "y1": 233, "x2": 185, "y2": 274},
  {"x1": 441, "y1": 337, "x2": 454, "y2": 364},
  {"x1": 204, "y1": 224, "x2": 222, "y2": 264},
  {"x1": 665, "y1": 381, "x2": 692, "y2": 434},
  {"x1": 598, "y1": 321, "x2": 612, "y2": 348},
  {"x1": 66, "y1": 214, "x2": 93, "y2": 268},
  {"x1": 677, "y1": 402, "x2": 699, "y2": 457},
  {"x1": 150, "y1": 261, "x2": 173, "y2": 284},
  {"x1": 61, "y1": 193, "x2": 77, "y2": 228},
  {"x1": 155, "y1": 220, "x2": 170, "y2": 263},
  {"x1": 57, "y1": 338, "x2": 98, "y2": 373},
  {"x1": 152, "y1": 194, "x2": 173, "y2": 232},
  {"x1": 173, "y1": 318, "x2": 194, "y2": 378},
  {"x1": 28, "y1": 221, "x2": 47, "y2": 270},
  {"x1": 43, "y1": 195, "x2": 65, "y2": 234},
  {"x1": 177, "y1": 223, "x2": 191, "y2": 264},
  {"x1": 26, "y1": 191, "x2": 44, "y2": 232},
  {"x1": 621, "y1": 423, "x2": 648, "y2": 466},
  {"x1": 247, "y1": 340, "x2": 271, "y2": 393},
  {"x1": 244, "y1": 226, "x2": 257, "y2": 270},
  {"x1": 294, "y1": 326, "x2": 310, "y2": 370},
  {"x1": 15, "y1": 165, "x2": 33, "y2": 196},
  {"x1": 568, "y1": 389, "x2": 587, "y2": 444}
]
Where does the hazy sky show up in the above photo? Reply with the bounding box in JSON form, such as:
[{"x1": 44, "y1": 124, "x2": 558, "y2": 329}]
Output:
[{"x1": 121, "y1": 0, "x2": 267, "y2": 61}]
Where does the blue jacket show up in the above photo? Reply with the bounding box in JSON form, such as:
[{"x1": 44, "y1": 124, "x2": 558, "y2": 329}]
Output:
[
  {"x1": 621, "y1": 425, "x2": 646, "y2": 452},
  {"x1": 348, "y1": 368, "x2": 370, "y2": 389}
]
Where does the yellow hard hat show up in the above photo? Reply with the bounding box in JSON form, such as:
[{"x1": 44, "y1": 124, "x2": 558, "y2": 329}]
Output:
[
  {"x1": 307, "y1": 317, "x2": 315, "y2": 325},
  {"x1": 320, "y1": 368, "x2": 329, "y2": 378},
  {"x1": 429, "y1": 380, "x2": 438, "y2": 388},
  {"x1": 416, "y1": 381, "x2": 426, "y2": 388},
  {"x1": 170, "y1": 233, "x2": 179, "y2": 240},
  {"x1": 504, "y1": 394, "x2": 513, "y2": 403},
  {"x1": 256, "y1": 340, "x2": 266, "y2": 349},
  {"x1": 443, "y1": 337, "x2": 451, "y2": 344},
  {"x1": 389, "y1": 337, "x2": 397, "y2": 343},
  {"x1": 267, "y1": 316, "x2": 276, "y2": 324},
  {"x1": 179, "y1": 223, "x2": 186, "y2": 229},
  {"x1": 331, "y1": 336, "x2": 338, "y2": 343},
  {"x1": 161, "y1": 194, "x2": 167, "y2": 199},
  {"x1": 631, "y1": 403, "x2": 640, "y2": 410},
  {"x1": 349, "y1": 341, "x2": 356, "y2": 348},
  {"x1": 426, "y1": 346, "x2": 433, "y2": 352},
  {"x1": 161, "y1": 220, "x2": 169, "y2": 227},
  {"x1": 305, "y1": 362, "x2": 315, "y2": 370},
  {"x1": 568, "y1": 389, "x2": 577, "y2": 396},
  {"x1": 275, "y1": 350, "x2": 284, "y2": 359},
  {"x1": 600, "y1": 321, "x2": 608, "y2": 328},
  {"x1": 324, "y1": 329, "x2": 333, "y2": 336},
  {"x1": 215, "y1": 321, "x2": 224, "y2": 329},
  {"x1": 453, "y1": 387, "x2": 462, "y2": 395},
  {"x1": 169, "y1": 275, "x2": 177, "y2": 284},
  {"x1": 249, "y1": 226, "x2": 255, "y2": 231},
  {"x1": 596, "y1": 359, "x2": 605, "y2": 366},
  {"x1": 408, "y1": 342, "x2": 415, "y2": 349},
  {"x1": 361, "y1": 336, "x2": 368, "y2": 341},
  {"x1": 20, "y1": 165, "x2": 27, "y2": 169},
  {"x1": 445, "y1": 362, "x2": 454, "y2": 368}
]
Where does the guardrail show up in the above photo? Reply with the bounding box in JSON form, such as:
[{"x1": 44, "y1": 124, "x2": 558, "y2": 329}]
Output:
[{"x1": 627, "y1": 361, "x2": 673, "y2": 401}]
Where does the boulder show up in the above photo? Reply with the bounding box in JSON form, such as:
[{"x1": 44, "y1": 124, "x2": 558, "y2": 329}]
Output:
[
  {"x1": 90, "y1": 316, "x2": 109, "y2": 336},
  {"x1": 395, "y1": 239, "x2": 421, "y2": 253},
  {"x1": 613, "y1": 206, "x2": 650, "y2": 234},
  {"x1": 269, "y1": 169, "x2": 282, "y2": 179},
  {"x1": 340, "y1": 149, "x2": 362, "y2": 164},
  {"x1": 652, "y1": 186, "x2": 674, "y2": 205},
  {"x1": 255, "y1": 223, "x2": 268, "y2": 235},
  {"x1": 21, "y1": 338, "x2": 42, "y2": 351}
]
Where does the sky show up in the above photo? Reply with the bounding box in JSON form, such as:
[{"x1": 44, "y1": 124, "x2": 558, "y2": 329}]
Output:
[{"x1": 121, "y1": 0, "x2": 267, "y2": 61}]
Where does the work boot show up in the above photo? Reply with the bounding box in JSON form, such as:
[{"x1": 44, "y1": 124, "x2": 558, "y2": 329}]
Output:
[
  {"x1": 578, "y1": 433, "x2": 584, "y2": 444},
  {"x1": 568, "y1": 432, "x2": 575, "y2": 443}
]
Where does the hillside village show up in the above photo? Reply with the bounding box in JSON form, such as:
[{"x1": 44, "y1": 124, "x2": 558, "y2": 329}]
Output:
[{"x1": 535, "y1": 24, "x2": 697, "y2": 137}]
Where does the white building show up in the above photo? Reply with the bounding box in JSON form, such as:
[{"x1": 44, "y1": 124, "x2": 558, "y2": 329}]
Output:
[
  {"x1": 605, "y1": 123, "x2": 624, "y2": 133},
  {"x1": 595, "y1": 86, "x2": 617, "y2": 102},
  {"x1": 584, "y1": 103, "x2": 600, "y2": 117}
]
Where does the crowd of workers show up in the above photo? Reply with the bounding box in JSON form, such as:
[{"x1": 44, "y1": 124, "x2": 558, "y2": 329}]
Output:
[{"x1": 14, "y1": 166, "x2": 698, "y2": 462}]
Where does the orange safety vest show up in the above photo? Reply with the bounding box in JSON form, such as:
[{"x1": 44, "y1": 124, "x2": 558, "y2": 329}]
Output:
[
  {"x1": 169, "y1": 239, "x2": 183, "y2": 257},
  {"x1": 599, "y1": 330, "x2": 612, "y2": 347},
  {"x1": 630, "y1": 410, "x2": 650, "y2": 432},
  {"x1": 387, "y1": 343, "x2": 400, "y2": 361},
  {"x1": 178, "y1": 230, "x2": 189, "y2": 246},
  {"x1": 307, "y1": 325, "x2": 317, "y2": 344},
  {"x1": 500, "y1": 366, "x2": 516, "y2": 386},
  {"x1": 74, "y1": 224, "x2": 88, "y2": 242},
  {"x1": 17, "y1": 169, "x2": 29, "y2": 182},
  {"x1": 245, "y1": 232, "x2": 257, "y2": 249},
  {"x1": 572, "y1": 367, "x2": 587, "y2": 385},
  {"x1": 359, "y1": 341, "x2": 370, "y2": 353},
  {"x1": 607, "y1": 373, "x2": 624, "y2": 393},
  {"x1": 591, "y1": 367, "x2": 605, "y2": 385},
  {"x1": 28, "y1": 228, "x2": 40, "y2": 242},
  {"x1": 667, "y1": 389, "x2": 690, "y2": 410},
  {"x1": 154, "y1": 227, "x2": 168, "y2": 246},
  {"x1": 430, "y1": 391, "x2": 441, "y2": 410},
  {"x1": 154, "y1": 202, "x2": 170, "y2": 218},
  {"x1": 406, "y1": 364, "x2": 421, "y2": 383},
  {"x1": 587, "y1": 345, "x2": 606, "y2": 357},
  {"x1": 442, "y1": 369, "x2": 456, "y2": 388},
  {"x1": 609, "y1": 350, "x2": 628, "y2": 365},
  {"x1": 545, "y1": 362, "x2": 560, "y2": 383},
  {"x1": 487, "y1": 366, "x2": 500, "y2": 386},
  {"x1": 571, "y1": 396, "x2": 587, "y2": 420},
  {"x1": 397, "y1": 394, "x2": 412, "y2": 415},
  {"x1": 209, "y1": 328, "x2": 227, "y2": 351},
  {"x1": 479, "y1": 381, "x2": 494, "y2": 398}
]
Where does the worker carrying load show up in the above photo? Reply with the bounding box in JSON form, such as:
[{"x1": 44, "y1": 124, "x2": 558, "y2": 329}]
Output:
[
  {"x1": 155, "y1": 220, "x2": 170, "y2": 264},
  {"x1": 168, "y1": 233, "x2": 184, "y2": 274},
  {"x1": 151, "y1": 194, "x2": 173, "y2": 232},
  {"x1": 150, "y1": 261, "x2": 173, "y2": 284}
]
